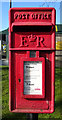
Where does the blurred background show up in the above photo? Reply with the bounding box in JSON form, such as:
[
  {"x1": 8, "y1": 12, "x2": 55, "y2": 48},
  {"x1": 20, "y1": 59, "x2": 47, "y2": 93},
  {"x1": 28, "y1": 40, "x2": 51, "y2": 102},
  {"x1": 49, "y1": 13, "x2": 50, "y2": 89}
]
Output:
[{"x1": 0, "y1": 1, "x2": 62, "y2": 120}]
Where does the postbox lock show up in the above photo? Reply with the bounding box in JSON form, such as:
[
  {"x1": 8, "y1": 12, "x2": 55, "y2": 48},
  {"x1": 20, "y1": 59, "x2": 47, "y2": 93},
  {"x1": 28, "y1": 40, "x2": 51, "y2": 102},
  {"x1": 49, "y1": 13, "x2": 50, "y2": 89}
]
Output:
[{"x1": 18, "y1": 79, "x2": 21, "y2": 83}]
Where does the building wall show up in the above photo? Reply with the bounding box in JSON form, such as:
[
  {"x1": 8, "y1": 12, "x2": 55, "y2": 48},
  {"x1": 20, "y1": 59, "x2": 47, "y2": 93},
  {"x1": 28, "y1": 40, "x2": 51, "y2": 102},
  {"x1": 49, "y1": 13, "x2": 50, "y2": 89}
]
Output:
[{"x1": 55, "y1": 34, "x2": 62, "y2": 67}]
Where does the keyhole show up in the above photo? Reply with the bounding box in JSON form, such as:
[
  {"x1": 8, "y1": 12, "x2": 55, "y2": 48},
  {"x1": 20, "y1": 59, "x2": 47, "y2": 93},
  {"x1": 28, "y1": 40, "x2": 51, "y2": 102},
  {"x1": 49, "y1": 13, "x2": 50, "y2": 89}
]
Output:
[{"x1": 18, "y1": 79, "x2": 21, "y2": 83}]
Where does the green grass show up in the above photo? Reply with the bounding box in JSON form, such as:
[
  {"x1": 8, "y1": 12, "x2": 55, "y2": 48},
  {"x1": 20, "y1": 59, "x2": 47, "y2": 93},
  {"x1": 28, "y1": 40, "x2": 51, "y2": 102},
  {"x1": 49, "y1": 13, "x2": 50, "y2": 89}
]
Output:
[{"x1": 1, "y1": 66, "x2": 62, "y2": 120}]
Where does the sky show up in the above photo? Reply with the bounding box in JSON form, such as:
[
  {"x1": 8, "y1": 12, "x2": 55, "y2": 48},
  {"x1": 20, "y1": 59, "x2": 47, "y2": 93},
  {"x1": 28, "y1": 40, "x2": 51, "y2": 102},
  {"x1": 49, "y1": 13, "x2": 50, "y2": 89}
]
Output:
[{"x1": 0, "y1": 1, "x2": 61, "y2": 31}]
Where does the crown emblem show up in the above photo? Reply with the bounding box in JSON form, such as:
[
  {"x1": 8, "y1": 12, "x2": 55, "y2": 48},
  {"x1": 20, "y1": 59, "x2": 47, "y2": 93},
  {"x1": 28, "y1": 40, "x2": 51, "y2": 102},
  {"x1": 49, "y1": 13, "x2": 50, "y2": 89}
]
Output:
[{"x1": 28, "y1": 34, "x2": 37, "y2": 42}]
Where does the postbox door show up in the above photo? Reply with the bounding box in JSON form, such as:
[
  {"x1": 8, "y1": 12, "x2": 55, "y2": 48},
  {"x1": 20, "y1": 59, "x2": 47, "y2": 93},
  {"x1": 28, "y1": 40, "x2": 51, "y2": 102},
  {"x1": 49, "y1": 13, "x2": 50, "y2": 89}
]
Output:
[
  {"x1": 16, "y1": 53, "x2": 45, "y2": 106},
  {"x1": 15, "y1": 52, "x2": 45, "y2": 108}
]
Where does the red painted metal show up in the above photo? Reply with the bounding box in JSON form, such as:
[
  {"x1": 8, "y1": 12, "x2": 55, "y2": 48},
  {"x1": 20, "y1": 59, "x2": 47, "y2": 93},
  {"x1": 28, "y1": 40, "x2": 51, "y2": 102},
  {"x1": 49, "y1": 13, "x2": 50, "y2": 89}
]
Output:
[{"x1": 9, "y1": 8, "x2": 56, "y2": 113}]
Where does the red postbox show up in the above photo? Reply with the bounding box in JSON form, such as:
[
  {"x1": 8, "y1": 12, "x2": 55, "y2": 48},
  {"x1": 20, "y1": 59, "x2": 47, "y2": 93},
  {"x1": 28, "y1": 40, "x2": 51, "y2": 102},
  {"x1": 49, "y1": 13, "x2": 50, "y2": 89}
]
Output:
[{"x1": 9, "y1": 8, "x2": 56, "y2": 113}]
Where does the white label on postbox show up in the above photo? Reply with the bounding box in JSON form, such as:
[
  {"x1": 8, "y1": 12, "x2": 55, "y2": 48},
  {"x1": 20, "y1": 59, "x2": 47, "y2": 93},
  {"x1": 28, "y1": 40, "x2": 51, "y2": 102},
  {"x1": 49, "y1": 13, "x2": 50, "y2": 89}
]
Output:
[{"x1": 24, "y1": 61, "x2": 42, "y2": 95}]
